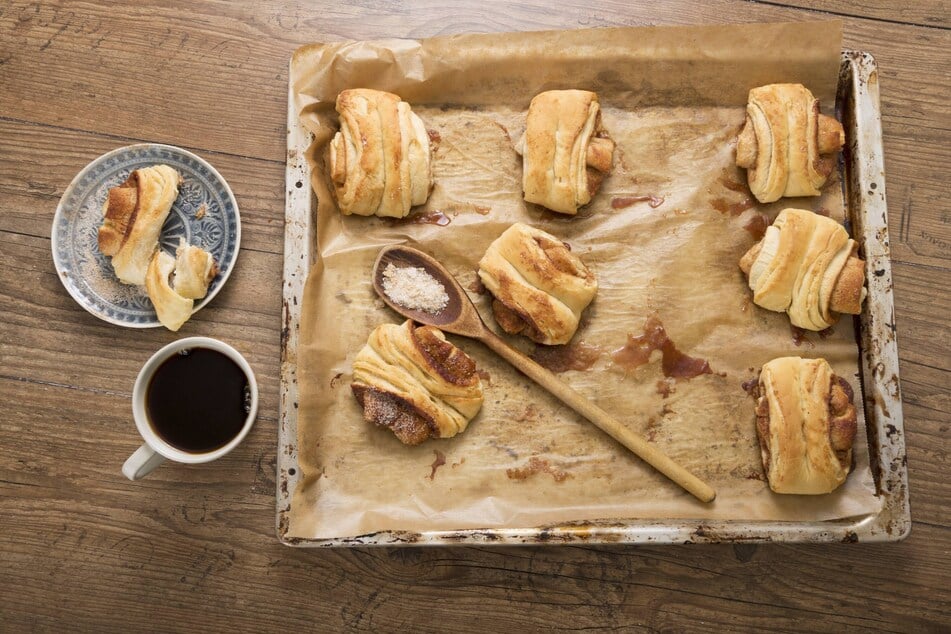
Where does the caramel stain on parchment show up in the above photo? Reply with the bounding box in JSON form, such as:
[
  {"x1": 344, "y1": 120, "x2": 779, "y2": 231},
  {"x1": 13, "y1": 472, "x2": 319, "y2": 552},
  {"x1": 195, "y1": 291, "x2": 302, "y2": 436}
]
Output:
[
  {"x1": 428, "y1": 450, "x2": 446, "y2": 480},
  {"x1": 719, "y1": 175, "x2": 749, "y2": 194},
  {"x1": 530, "y1": 341, "x2": 603, "y2": 373},
  {"x1": 611, "y1": 195, "x2": 665, "y2": 209},
  {"x1": 790, "y1": 325, "x2": 815, "y2": 348},
  {"x1": 408, "y1": 210, "x2": 451, "y2": 226},
  {"x1": 506, "y1": 457, "x2": 571, "y2": 483},
  {"x1": 712, "y1": 197, "x2": 755, "y2": 216},
  {"x1": 468, "y1": 277, "x2": 487, "y2": 294},
  {"x1": 612, "y1": 315, "x2": 713, "y2": 379},
  {"x1": 744, "y1": 213, "x2": 769, "y2": 240},
  {"x1": 515, "y1": 403, "x2": 539, "y2": 422},
  {"x1": 656, "y1": 378, "x2": 675, "y2": 398}
]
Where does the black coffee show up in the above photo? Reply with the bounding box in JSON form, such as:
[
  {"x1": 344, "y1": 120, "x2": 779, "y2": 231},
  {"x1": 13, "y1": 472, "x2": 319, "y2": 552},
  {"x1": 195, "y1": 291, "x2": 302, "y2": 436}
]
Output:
[{"x1": 146, "y1": 347, "x2": 251, "y2": 453}]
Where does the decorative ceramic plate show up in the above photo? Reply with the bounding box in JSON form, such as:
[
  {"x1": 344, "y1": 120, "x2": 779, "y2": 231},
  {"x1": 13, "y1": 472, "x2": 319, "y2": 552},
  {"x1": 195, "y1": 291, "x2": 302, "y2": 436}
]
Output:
[{"x1": 51, "y1": 144, "x2": 240, "y2": 327}]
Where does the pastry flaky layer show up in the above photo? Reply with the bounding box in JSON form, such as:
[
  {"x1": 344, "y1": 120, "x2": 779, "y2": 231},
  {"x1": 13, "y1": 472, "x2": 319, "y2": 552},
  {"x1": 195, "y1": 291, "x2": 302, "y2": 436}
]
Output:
[
  {"x1": 739, "y1": 208, "x2": 865, "y2": 331},
  {"x1": 329, "y1": 89, "x2": 433, "y2": 218},
  {"x1": 351, "y1": 320, "x2": 484, "y2": 445},
  {"x1": 144, "y1": 240, "x2": 217, "y2": 332},
  {"x1": 478, "y1": 222, "x2": 598, "y2": 345},
  {"x1": 517, "y1": 89, "x2": 615, "y2": 215},
  {"x1": 98, "y1": 165, "x2": 181, "y2": 285},
  {"x1": 752, "y1": 357, "x2": 857, "y2": 494},
  {"x1": 735, "y1": 83, "x2": 845, "y2": 203}
]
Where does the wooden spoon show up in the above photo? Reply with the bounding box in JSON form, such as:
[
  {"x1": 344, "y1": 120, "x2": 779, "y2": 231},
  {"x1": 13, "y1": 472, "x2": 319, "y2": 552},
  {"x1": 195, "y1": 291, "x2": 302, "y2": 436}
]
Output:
[{"x1": 372, "y1": 245, "x2": 716, "y2": 503}]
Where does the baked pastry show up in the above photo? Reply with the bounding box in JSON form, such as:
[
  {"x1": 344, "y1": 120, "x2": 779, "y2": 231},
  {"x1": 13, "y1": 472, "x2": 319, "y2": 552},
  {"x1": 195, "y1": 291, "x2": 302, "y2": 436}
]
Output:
[
  {"x1": 750, "y1": 356, "x2": 857, "y2": 494},
  {"x1": 739, "y1": 208, "x2": 865, "y2": 331},
  {"x1": 736, "y1": 83, "x2": 845, "y2": 203},
  {"x1": 351, "y1": 320, "x2": 484, "y2": 445},
  {"x1": 98, "y1": 165, "x2": 181, "y2": 285},
  {"x1": 516, "y1": 89, "x2": 615, "y2": 214},
  {"x1": 145, "y1": 251, "x2": 194, "y2": 332},
  {"x1": 478, "y1": 223, "x2": 597, "y2": 345},
  {"x1": 329, "y1": 89, "x2": 432, "y2": 218},
  {"x1": 173, "y1": 239, "x2": 217, "y2": 300}
]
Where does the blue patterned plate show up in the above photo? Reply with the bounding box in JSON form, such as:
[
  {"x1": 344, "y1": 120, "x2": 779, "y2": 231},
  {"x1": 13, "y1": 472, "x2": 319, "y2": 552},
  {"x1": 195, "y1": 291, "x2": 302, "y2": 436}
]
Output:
[{"x1": 51, "y1": 144, "x2": 240, "y2": 328}]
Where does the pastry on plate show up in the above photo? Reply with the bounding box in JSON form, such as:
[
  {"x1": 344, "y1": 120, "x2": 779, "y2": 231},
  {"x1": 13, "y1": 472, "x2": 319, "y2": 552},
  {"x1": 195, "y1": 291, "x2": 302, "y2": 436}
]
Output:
[
  {"x1": 144, "y1": 242, "x2": 217, "y2": 331},
  {"x1": 739, "y1": 208, "x2": 865, "y2": 331},
  {"x1": 750, "y1": 356, "x2": 857, "y2": 494},
  {"x1": 145, "y1": 250, "x2": 194, "y2": 332},
  {"x1": 516, "y1": 89, "x2": 614, "y2": 214},
  {"x1": 173, "y1": 238, "x2": 218, "y2": 300},
  {"x1": 735, "y1": 83, "x2": 845, "y2": 203},
  {"x1": 98, "y1": 165, "x2": 181, "y2": 285},
  {"x1": 329, "y1": 88, "x2": 432, "y2": 218},
  {"x1": 478, "y1": 222, "x2": 597, "y2": 345},
  {"x1": 351, "y1": 320, "x2": 484, "y2": 445}
]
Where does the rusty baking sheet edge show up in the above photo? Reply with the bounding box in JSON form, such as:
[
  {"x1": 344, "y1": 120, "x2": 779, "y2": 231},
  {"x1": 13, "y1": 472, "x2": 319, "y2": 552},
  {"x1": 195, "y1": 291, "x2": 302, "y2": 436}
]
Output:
[{"x1": 276, "y1": 51, "x2": 910, "y2": 546}]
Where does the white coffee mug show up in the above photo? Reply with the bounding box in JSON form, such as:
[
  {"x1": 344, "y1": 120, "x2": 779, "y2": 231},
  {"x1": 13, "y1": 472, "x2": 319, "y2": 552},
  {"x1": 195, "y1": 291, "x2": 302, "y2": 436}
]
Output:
[{"x1": 122, "y1": 337, "x2": 258, "y2": 481}]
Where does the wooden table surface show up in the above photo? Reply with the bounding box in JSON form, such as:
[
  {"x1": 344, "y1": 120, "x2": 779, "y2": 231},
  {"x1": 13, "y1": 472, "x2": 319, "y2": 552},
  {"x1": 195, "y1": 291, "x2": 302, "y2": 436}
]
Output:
[{"x1": 2, "y1": 1, "x2": 949, "y2": 631}]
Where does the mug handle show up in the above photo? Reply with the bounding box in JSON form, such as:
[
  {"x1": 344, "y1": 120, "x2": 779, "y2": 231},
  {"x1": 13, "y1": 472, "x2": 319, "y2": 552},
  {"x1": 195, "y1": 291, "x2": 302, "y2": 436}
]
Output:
[{"x1": 122, "y1": 444, "x2": 166, "y2": 481}]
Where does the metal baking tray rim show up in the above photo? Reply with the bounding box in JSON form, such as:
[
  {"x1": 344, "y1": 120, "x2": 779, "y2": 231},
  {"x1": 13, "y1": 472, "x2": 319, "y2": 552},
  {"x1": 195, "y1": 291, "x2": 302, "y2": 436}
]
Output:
[{"x1": 276, "y1": 49, "x2": 910, "y2": 546}]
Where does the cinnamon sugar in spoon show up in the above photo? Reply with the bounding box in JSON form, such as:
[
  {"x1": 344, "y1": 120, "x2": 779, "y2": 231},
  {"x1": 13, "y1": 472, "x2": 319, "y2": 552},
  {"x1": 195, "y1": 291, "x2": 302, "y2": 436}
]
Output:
[{"x1": 372, "y1": 245, "x2": 716, "y2": 504}]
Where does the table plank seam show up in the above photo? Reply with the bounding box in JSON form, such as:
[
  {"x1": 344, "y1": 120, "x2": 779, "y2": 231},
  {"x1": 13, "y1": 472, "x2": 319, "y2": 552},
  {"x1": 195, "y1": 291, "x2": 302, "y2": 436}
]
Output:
[
  {"x1": 0, "y1": 115, "x2": 285, "y2": 167},
  {"x1": 748, "y1": 0, "x2": 950, "y2": 31}
]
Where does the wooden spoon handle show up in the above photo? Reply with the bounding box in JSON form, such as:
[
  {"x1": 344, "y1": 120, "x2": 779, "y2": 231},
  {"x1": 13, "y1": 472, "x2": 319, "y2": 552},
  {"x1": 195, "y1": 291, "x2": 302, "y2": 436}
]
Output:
[{"x1": 480, "y1": 331, "x2": 716, "y2": 503}]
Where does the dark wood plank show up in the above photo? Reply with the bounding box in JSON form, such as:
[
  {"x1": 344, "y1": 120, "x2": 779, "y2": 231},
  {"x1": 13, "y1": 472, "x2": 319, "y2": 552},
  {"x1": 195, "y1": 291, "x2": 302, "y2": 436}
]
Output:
[{"x1": 758, "y1": 0, "x2": 951, "y2": 29}]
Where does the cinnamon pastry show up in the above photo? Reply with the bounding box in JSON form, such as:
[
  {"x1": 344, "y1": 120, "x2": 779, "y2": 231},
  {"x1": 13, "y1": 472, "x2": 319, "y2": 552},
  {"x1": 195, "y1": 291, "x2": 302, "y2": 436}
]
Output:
[
  {"x1": 516, "y1": 89, "x2": 615, "y2": 214},
  {"x1": 351, "y1": 320, "x2": 484, "y2": 445},
  {"x1": 736, "y1": 83, "x2": 845, "y2": 203},
  {"x1": 329, "y1": 89, "x2": 432, "y2": 218},
  {"x1": 173, "y1": 239, "x2": 218, "y2": 300},
  {"x1": 739, "y1": 208, "x2": 865, "y2": 331},
  {"x1": 145, "y1": 250, "x2": 194, "y2": 332},
  {"x1": 478, "y1": 223, "x2": 597, "y2": 345},
  {"x1": 750, "y1": 357, "x2": 857, "y2": 494},
  {"x1": 98, "y1": 165, "x2": 181, "y2": 285}
]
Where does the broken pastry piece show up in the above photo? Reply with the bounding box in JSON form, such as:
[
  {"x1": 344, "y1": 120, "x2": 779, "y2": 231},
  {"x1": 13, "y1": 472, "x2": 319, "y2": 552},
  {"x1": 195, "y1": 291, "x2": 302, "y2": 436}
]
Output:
[
  {"x1": 351, "y1": 320, "x2": 484, "y2": 445},
  {"x1": 736, "y1": 83, "x2": 845, "y2": 203},
  {"x1": 478, "y1": 223, "x2": 597, "y2": 345},
  {"x1": 329, "y1": 89, "x2": 432, "y2": 218},
  {"x1": 516, "y1": 89, "x2": 615, "y2": 214},
  {"x1": 173, "y1": 238, "x2": 218, "y2": 299},
  {"x1": 739, "y1": 208, "x2": 865, "y2": 331},
  {"x1": 145, "y1": 242, "x2": 217, "y2": 331},
  {"x1": 146, "y1": 251, "x2": 194, "y2": 332},
  {"x1": 98, "y1": 165, "x2": 181, "y2": 285},
  {"x1": 750, "y1": 357, "x2": 857, "y2": 494}
]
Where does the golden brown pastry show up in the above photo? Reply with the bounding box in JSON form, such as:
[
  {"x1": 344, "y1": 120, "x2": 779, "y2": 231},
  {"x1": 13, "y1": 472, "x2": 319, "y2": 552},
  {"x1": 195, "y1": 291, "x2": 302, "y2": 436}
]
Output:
[
  {"x1": 750, "y1": 357, "x2": 857, "y2": 494},
  {"x1": 329, "y1": 89, "x2": 432, "y2": 218},
  {"x1": 98, "y1": 165, "x2": 181, "y2": 285},
  {"x1": 173, "y1": 239, "x2": 218, "y2": 300},
  {"x1": 145, "y1": 250, "x2": 194, "y2": 332},
  {"x1": 736, "y1": 83, "x2": 845, "y2": 203},
  {"x1": 739, "y1": 208, "x2": 865, "y2": 331},
  {"x1": 351, "y1": 320, "x2": 484, "y2": 445},
  {"x1": 516, "y1": 89, "x2": 615, "y2": 214},
  {"x1": 478, "y1": 223, "x2": 597, "y2": 345}
]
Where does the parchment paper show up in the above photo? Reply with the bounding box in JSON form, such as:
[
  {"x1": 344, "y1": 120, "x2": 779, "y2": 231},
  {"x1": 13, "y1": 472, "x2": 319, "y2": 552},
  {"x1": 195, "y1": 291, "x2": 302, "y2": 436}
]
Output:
[{"x1": 287, "y1": 21, "x2": 883, "y2": 540}]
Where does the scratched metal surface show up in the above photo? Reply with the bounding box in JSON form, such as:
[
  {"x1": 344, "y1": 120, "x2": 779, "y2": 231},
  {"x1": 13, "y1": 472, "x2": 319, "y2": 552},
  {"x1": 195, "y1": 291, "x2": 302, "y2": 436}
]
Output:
[{"x1": 276, "y1": 51, "x2": 910, "y2": 546}]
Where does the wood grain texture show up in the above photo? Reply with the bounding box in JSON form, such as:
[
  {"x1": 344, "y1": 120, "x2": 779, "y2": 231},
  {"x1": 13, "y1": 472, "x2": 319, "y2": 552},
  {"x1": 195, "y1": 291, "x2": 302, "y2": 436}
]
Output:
[{"x1": 1, "y1": 0, "x2": 949, "y2": 632}]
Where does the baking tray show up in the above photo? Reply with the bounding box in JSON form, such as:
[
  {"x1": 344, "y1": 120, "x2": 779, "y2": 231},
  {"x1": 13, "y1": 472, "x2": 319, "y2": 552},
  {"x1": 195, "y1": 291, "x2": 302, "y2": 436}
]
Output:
[{"x1": 277, "y1": 50, "x2": 910, "y2": 546}]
